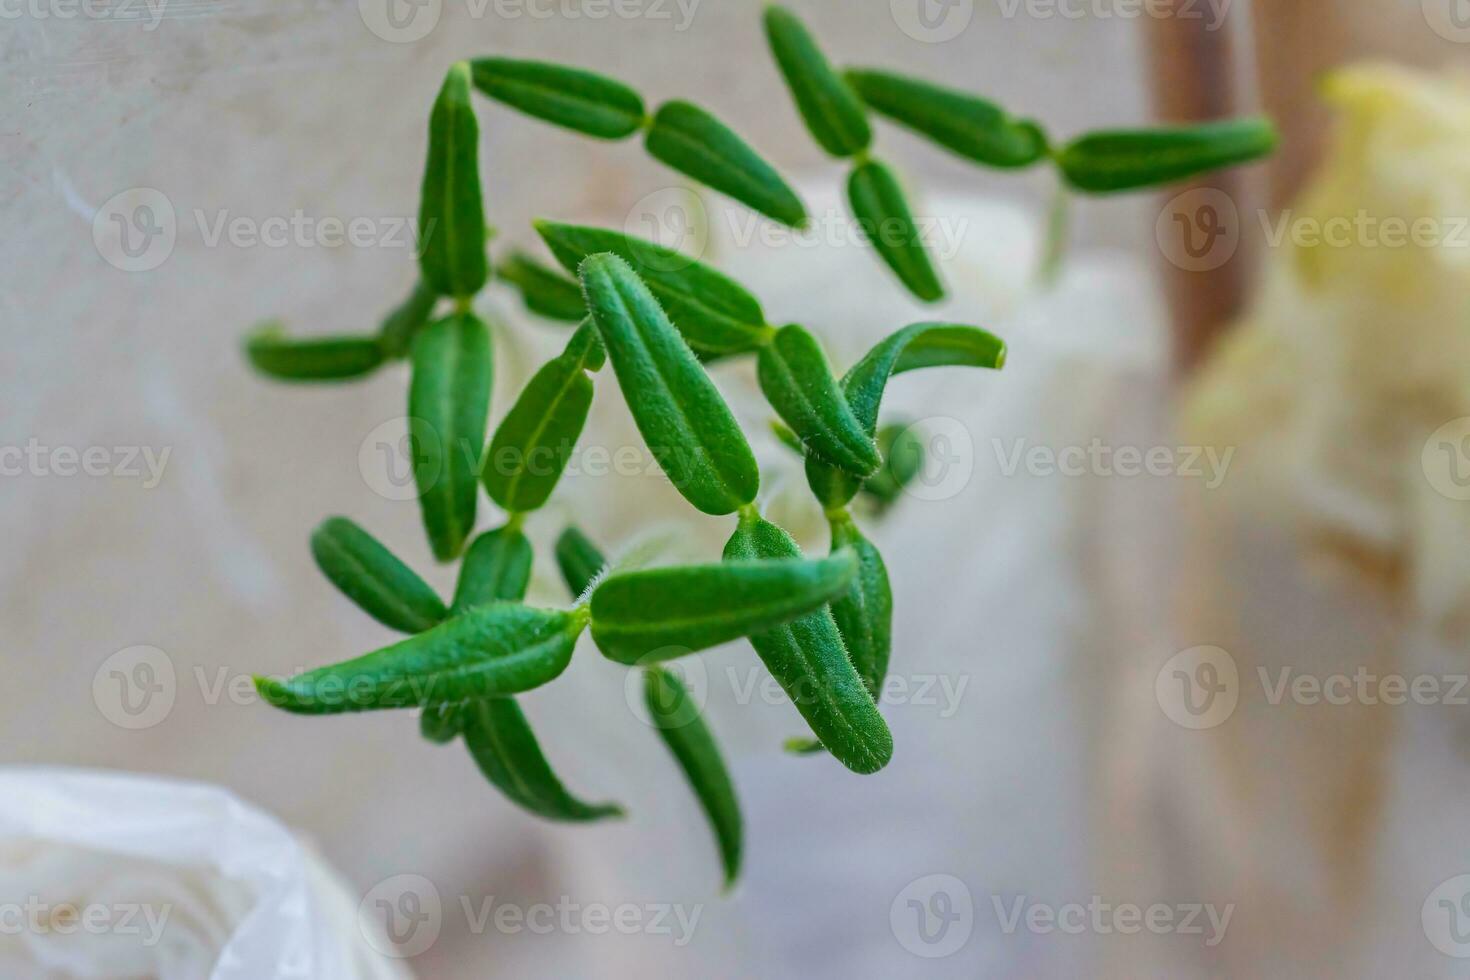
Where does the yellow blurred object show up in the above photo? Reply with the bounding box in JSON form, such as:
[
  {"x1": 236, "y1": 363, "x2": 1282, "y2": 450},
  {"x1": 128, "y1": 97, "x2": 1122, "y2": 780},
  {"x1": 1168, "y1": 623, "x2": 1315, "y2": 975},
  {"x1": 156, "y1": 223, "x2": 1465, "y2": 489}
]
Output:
[{"x1": 1185, "y1": 63, "x2": 1470, "y2": 629}]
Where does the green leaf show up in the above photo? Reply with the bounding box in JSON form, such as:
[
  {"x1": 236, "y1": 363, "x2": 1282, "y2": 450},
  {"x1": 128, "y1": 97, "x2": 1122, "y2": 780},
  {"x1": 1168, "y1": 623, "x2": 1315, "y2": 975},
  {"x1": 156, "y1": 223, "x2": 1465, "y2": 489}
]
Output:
[
  {"x1": 255, "y1": 603, "x2": 587, "y2": 715},
  {"x1": 1056, "y1": 117, "x2": 1278, "y2": 194},
  {"x1": 482, "y1": 326, "x2": 599, "y2": 514},
  {"x1": 847, "y1": 159, "x2": 944, "y2": 303},
  {"x1": 769, "y1": 419, "x2": 804, "y2": 455},
  {"x1": 844, "y1": 68, "x2": 1049, "y2": 169},
  {"x1": 782, "y1": 736, "x2": 825, "y2": 755},
  {"x1": 843, "y1": 322, "x2": 1007, "y2": 432},
  {"x1": 588, "y1": 549, "x2": 857, "y2": 665},
  {"x1": 409, "y1": 312, "x2": 493, "y2": 562},
  {"x1": 757, "y1": 324, "x2": 879, "y2": 477},
  {"x1": 244, "y1": 325, "x2": 384, "y2": 382},
  {"x1": 464, "y1": 698, "x2": 625, "y2": 821},
  {"x1": 495, "y1": 251, "x2": 587, "y2": 322},
  {"x1": 535, "y1": 220, "x2": 772, "y2": 357},
  {"x1": 644, "y1": 100, "x2": 807, "y2": 228},
  {"x1": 377, "y1": 279, "x2": 441, "y2": 359},
  {"x1": 723, "y1": 512, "x2": 891, "y2": 775},
  {"x1": 418, "y1": 62, "x2": 489, "y2": 298},
  {"x1": 644, "y1": 667, "x2": 742, "y2": 888},
  {"x1": 451, "y1": 524, "x2": 533, "y2": 612},
  {"x1": 555, "y1": 525, "x2": 607, "y2": 598},
  {"x1": 860, "y1": 422, "x2": 924, "y2": 507},
  {"x1": 469, "y1": 57, "x2": 646, "y2": 141},
  {"x1": 763, "y1": 6, "x2": 871, "y2": 158},
  {"x1": 827, "y1": 513, "x2": 892, "y2": 699},
  {"x1": 578, "y1": 252, "x2": 760, "y2": 515},
  {"x1": 806, "y1": 321, "x2": 1005, "y2": 509},
  {"x1": 311, "y1": 516, "x2": 447, "y2": 634},
  {"x1": 420, "y1": 703, "x2": 466, "y2": 744}
]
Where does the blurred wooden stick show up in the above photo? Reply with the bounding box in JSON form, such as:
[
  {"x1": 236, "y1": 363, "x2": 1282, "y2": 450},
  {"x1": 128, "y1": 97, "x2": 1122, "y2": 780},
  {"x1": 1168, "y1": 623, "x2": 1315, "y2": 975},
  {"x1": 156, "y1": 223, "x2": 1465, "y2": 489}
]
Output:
[
  {"x1": 1251, "y1": 0, "x2": 1344, "y2": 210},
  {"x1": 1146, "y1": 2, "x2": 1249, "y2": 375}
]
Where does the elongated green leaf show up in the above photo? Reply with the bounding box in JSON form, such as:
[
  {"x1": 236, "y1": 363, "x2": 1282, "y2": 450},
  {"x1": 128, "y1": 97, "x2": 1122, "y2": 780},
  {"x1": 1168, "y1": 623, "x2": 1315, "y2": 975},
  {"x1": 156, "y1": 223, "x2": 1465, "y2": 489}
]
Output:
[
  {"x1": 421, "y1": 702, "x2": 466, "y2": 744},
  {"x1": 410, "y1": 312, "x2": 493, "y2": 562},
  {"x1": 844, "y1": 322, "x2": 1007, "y2": 431},
  {"x1": 255, "y1": 604, "x2": 587, "y2": 714},
  {"x1": 589, "y1": 549, "x2": 857, "y2": 664},
  {"x1": 419, "y1": 62, "x2": 489, "y2": 298},
  {"x1": 847, "y1": 159, "x2": 944, "y2": 303},
  {"x1": 555, "y1": 525, "x2": 607, "y2": 597},
  {"x1": 860, "y1": 422, "x2": 924, "y2": 507},
  {"x1": 464, "y1": 698, "x2": 624, "y2": 821},
  {"x1": 783, "y1": 736, "x2": 825, "y2": 755},
  {"x1": 579, "y1": 253, "x2": 759, "y2": 515},
  {"x1": 495, "y1": 251, "x2": 587, "y2": 322},
  {"x1": 378, "y1": 279, "x2": 441, "y2": 359},
  {"x1": 535, "y1": 220, "x2": 772, "y2": 357},
  {"x1": 452, "y1": 524, "x2": 533, "y2": 612},
  {"x1": 757, "y1": 324, "x2": 879, "y2": 477},
  {"x1": 764, "y1": 6, "x2": 871, "y2": 158},
  {"x1": 1057, "y1": 117, "x2": 1278, "y2": 194},
  {"x1": 723, "y1": 512, "x2": 891, "y2": 775},
  {"x1": 644, "y1": 667, "x2": 742, "y2": 887},
  {"x1": 827, "y1": 513, "x2": 892, "y2": 698},
  {"x1": 470, "y1": 57, "x2": 646, "y2": 140},
  {"x1": 806, "y1": 321, "x2": 1005, "y2": 508},
  {"x1": 482, "y1": 327, "x2": 599, "y2": 514},
  {"x1": 245, "y1": 325, "x2": 383, "y2": 382},
  {"x1": 417, "y1": 524, "x2": 532, "y2": 746},
  {"x1": 311, "y1": 517, "x2": 447, "y2": 634},
  {"x1": 844, "y1": 69, "x2": 1049, "y2": 169},
  {"x1": 644, "y1": 100, "x2": 807, "y2": 228}
]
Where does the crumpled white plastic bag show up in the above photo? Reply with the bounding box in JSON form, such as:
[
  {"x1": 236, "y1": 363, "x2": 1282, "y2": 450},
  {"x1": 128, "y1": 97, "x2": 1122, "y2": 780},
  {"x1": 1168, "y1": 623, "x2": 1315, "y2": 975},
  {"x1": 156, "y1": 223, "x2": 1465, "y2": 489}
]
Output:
[{"x1": 0, "y1": 768, "x2": 411, "y2": 980}]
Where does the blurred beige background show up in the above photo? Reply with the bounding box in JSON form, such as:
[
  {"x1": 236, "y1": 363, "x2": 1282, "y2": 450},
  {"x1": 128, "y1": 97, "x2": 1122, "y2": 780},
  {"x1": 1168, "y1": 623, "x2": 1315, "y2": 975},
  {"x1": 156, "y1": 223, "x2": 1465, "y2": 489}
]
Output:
[{"x1": 6, "y1": 1, "x2": 1470, "y2": 977}]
